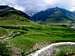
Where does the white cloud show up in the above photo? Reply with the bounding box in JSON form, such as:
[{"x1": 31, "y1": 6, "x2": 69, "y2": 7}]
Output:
[
  {"x1": 0, "y1": 0, "x2": 25, "y2": 11},
  {"x1": 44, "y1": 0, "x2": 59, "y2": 5},
  {"x1": 70, "y1": 8, "x2": 75, "y2": 11},
  {"x1": 69, "y1": 0, "x2": 75, "y2": 11},
  {"x1": 0, "y1": 0, "x2": 15, "y2": 5},
  {"x1": 0, "y1": 0, "x2": 75, "y2": 15},
  {"x1": 56, "y1": 0, "x2": 75, "y2": 11},
  {"x1": 9, "y1": 4, "x2": 25, "y2": 11}
]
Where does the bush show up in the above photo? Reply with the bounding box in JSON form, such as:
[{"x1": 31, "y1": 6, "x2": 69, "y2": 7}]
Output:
[{"x1": 0, "y1": 42, "x2": 10, "y2": 56}]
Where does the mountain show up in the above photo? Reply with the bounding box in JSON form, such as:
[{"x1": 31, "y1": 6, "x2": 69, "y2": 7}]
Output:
[
  {"x1": 0, "y1": 5, "x2": 35, "y2": 26},
  {"x1": 31, "y1": 7, "x2": 75, "y2": 23},
  {"x1": 0, "y1": 5, "x2": 31, "y2": 19},
  {"x1": 73, "y1": 11, "x2": 75, "y2": 14}
]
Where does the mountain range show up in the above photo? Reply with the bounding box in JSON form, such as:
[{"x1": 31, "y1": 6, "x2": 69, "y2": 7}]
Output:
[
  {"x1": 0, "y1": 5, "x2": 75, "y2": 24},
  {"x1": 31, "y1": 7, "x2": 75, "y2": 23}
]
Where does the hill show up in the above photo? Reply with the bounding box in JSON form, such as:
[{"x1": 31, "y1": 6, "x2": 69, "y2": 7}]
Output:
[
  {"x1": 31, "y1": 7, "x2": 75, "y2": 25},
  {"x1": 0, "y1": 6, "x2": 75, "y2": 56},
  {"x1": 0, "y1": 5, "x2": 34, "y2": 26}
]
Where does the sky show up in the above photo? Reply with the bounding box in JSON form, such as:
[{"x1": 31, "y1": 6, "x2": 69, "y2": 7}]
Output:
[{"x1": 0, "y1": 0, "x2": 75, "y2": 16}]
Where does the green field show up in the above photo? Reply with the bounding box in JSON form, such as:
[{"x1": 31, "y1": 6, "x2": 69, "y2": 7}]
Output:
[
  {"x1": 0, "y1": 11, "x2": 75, "y2": 55},
  {"x1": 53, "y1": 45, "x2": 75, "y2": 56},
  {"x1": 0, "y1": 20, "x2": 75, "y2": 55}
]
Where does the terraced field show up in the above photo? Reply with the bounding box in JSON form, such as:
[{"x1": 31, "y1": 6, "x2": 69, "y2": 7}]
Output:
[{"x1": 0, "y1": 21, "x2": 75, "y2": 55}]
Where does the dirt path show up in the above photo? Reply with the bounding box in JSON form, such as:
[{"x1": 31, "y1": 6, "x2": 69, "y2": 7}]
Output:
[{"x1": 29, "y1": 42, "x2": 75, "y2": 56}]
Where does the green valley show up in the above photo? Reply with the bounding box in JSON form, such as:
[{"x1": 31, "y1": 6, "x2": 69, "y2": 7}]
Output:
[{"x1": 0, "y1": 6, "x2": 75, "y2": 56}]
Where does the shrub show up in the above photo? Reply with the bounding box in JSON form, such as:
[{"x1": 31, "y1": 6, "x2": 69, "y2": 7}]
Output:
[{"x1": 0, "y1": 42, "x2": 10, "y2": 56}]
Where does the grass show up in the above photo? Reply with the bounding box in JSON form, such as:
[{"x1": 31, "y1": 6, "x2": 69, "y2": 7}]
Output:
[
  {"x1": 53, "y1": 45, "x2": 75, "y2": 56},
  {"x1": 0, "y1": 13, "x2": 75, "y2": 55},
  {"x1": 0, "y1": 27, "x2": 8, "y2": 37},
  {"x1": 0, "y1": 14, "x2": 38, "y2": 26},
  {"x1": 5, "y1": 25, "x2": 75, "y2": 54},
  {"x1": 1, "y1": 23, "x2": 75, "y2": 55}
]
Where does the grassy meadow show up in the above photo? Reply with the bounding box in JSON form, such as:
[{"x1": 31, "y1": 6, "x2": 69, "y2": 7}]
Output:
[{"x1": 0, "y1": 12, "x2": 75, "y2": 55}]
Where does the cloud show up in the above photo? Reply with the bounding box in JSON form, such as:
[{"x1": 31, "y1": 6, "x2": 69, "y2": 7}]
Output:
[
  {"x1": 0, "y1": 0, "x2": 15, "y2": 5},
  {"x1": 0, "y1": 0, "x2": 25, "y2": 11},
  {"x1": 12, "y1": 5, "x2": 25, "y2": 11},
  {"x1": 0, "y1": 0, "x2": 59, "y2": 11},
  {"x1": 69, "y1": 0, "x2": 75, "y2": 11},
  {"x1": 56, "y1": 0, "x2": 75, "y2": 11},
  {"x1": 0, "y1": 0, "x2": 75, "y2": 15},
  {"x1": 12, "y1": 0, "x2": 60, "y2": 15}
]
